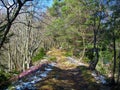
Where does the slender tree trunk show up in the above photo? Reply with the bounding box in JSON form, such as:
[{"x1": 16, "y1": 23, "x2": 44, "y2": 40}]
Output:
[
  {"x1": 79, "y1": 36, "x2": 86, "y2": 61},
  {"x1": 89, "y1": 29, "x2": 99, "y2": 70},
  {"x1": 111, "y1": 31, "x2": 116, "y2": 85},
  {"x1": 89, "y1": 15, "x2": 101, "y2": 70},
  {"x1": 117, "y1": 52, "x2": 120, "y2": 83},
  {"x1": 22, "y1": 56, "x2": 25, "y2": 71},
  {"x1": 8, "y1": 49, "x2": 11, "y2": 71}
]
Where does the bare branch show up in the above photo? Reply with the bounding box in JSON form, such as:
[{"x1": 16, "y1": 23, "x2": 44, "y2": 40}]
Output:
[
  {"x1": 12, "y1": 21, "x2": 41, "y2": 29},
  {"x1": 1, "y1": 0, "x2": 8, "y2": 8},
  {"x1": 0, "y1": 0, "x2": 33, "y2": 49},
  {"x1": 17, "y1": 0, "x2": 22, "y2": 5}
]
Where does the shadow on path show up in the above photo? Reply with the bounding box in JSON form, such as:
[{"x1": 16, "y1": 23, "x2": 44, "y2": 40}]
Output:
[{"x1": 35, "y1": 65, "x2": 106, "y2": 90}]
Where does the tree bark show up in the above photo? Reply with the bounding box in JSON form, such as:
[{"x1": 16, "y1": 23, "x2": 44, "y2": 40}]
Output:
[
  {"x1": 117, "y1": 50, "x2": 120, "y2": 83},
  {"x1": 89, "y1": 29, "x2": 99, "y2": 70},
  {"x1": 111, "y1": 31, "x2": 116, "y2": 85}
]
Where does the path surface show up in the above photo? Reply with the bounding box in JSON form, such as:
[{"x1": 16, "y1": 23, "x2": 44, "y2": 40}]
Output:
[{"x1": 6, "y1": 57, "x2": 110, "y2": 90}]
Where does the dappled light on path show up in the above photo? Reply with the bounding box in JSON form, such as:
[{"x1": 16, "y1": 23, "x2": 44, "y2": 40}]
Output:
[{"x1": 6, "y1": 58, "x2": 109, "y2": 90}]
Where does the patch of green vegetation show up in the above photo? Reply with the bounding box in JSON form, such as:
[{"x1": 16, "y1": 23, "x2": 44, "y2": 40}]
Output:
[
  {"x1": 96, "y1": 63, "x2": 106, "y2": 75},
  {"x1": 96, "y1": 50, "x2": 113, "y2": 76},
  {"x1": 64, "y1": 51, "x2": 73, "y2": 57},
  {"x1": 7, "y1": 86, "x2": 16, "y2": 90},
  {"x1": 9, "y1": 69, "x2": 20, "y2": 75},
  {"x1": 32, "y1": 48, "x2": 46, "y2": 62},
  {"x1": 0, "y1": 71, "x2": 11, "y2": 89},
  {"x1": 83, "y1": 57, "x2": 90, "y2": 63},
  {"x1": 0, "y1": 71, "x2": 11, "y2": 82},
  {"x1": 48, "y1": 56, "x2": 57, "y2": 62}
]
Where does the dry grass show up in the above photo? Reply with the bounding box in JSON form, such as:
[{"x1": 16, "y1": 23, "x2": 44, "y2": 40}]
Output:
[
  {"x1": 46, "y1": 48, "x2": 67, "y2": 62},
  {"x1": 46, "y1": 48, "x2": 79, "y2": 69}
]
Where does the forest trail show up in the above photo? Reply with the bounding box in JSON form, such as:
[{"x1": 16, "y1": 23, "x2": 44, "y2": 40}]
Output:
[
  {"x1": 34, "y1": 58, "x2": 110, "y2": 90},
  {"x1": 7, "y1": 57, "x2": 110, "y2": 90}
]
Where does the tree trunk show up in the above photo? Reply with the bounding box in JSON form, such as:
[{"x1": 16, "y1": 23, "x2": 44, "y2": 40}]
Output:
[
  {"x1": 79, "y1": 36, "x2": 86, "y2": 61},
  {"x1": 89, "y1": 15, "x2": 101, "y2": 70},
  {"x1": 89, "y1": 29, "x2": 99, "y2": 70},
  {"x1": 117, "y1": 55, "x2": 120, "y2": 83},
  {"x1": 111, "y1": 31, "x2": 116, "y2": 85}
]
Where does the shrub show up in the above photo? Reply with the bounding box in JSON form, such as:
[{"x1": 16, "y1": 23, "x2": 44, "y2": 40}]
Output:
[
  {"x1": 0, "y1": 72, "x2": 7, "y2": 83},
  {"x1": 32, "y1": 48, "x2": 46, "y2": 62},
  {"x1": 0, "y1": 71, "x2": 11, "y2": 89}
]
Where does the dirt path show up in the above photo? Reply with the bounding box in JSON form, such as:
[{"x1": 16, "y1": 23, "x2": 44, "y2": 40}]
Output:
[
  {"x1": 6, "y1": 57, "x2": 111, "y2": 90},
  {"x1": 34, "y1": 60, "x2": 109, "y2": 90}
]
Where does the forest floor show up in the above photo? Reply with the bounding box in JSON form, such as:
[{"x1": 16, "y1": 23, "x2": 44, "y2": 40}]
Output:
[
  {"x1": 33, "y1": 58, "x2": 111, "y2": 90},
  {"x1": 6, "y1": 57, "x2": 118, "y2": 90},
  {"x1": 5, "y1": 48, "x2": 116, "y2": 90}
]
